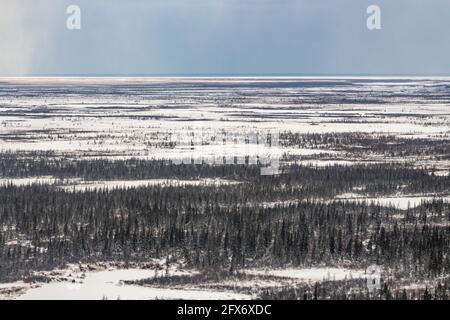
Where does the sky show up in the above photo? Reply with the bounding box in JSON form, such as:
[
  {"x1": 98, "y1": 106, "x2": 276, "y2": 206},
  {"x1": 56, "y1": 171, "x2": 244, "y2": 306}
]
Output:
[{"x1": 1, "y1": 0, "x2": 449, "y2": 76}]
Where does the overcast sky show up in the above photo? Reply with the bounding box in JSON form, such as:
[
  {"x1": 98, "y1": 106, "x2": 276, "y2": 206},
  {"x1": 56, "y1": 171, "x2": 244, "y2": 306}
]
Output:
[{"x1": 1, "y1": 0, "x2": 449, "y2": 76}]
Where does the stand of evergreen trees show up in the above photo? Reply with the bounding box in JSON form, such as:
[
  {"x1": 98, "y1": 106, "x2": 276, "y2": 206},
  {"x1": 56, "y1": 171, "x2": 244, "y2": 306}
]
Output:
[{"x1": 0, "y1": 180, "x2": 449, "y2": 282}]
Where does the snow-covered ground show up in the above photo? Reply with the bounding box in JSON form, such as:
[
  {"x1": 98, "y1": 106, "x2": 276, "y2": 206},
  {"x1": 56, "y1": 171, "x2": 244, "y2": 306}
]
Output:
[
  {"x1": 1, "y1": 263, "x2": 368, "y2": 300},
  {"x1": 1, "y1": 77, "x2": 449, "y2": 163},
  {"x1": 16, "y1": 269, "x2": 250, "y2": 300},
  {"x1": 0, "y1": 176, "x2": 62, "y2": 186},
  {"x1": 0, "y1": 77, "x2": 448, "y2": 300},
  {"x1": 245, "y1": 268, "x2": 365, "y2": 282},
  {"x1": 335, "y1": 193, "x2": 450, "y2": 210}
]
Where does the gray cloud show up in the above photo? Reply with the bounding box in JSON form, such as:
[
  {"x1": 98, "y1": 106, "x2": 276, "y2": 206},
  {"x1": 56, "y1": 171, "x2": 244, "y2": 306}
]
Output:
[
  {"x1": 0, "y1": 1, "x2": 31, "y2": 75},
  {"x1": 1, "y1": 0, "x2": 449, "y2": 76}
]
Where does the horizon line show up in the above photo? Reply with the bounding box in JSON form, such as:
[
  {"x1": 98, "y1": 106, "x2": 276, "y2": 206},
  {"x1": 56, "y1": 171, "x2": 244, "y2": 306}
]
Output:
[{"x1": 2, "y1": 73, "x2": 450, "y2": 79}]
